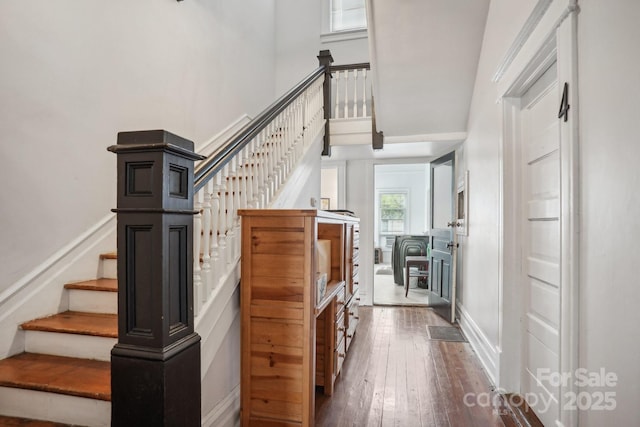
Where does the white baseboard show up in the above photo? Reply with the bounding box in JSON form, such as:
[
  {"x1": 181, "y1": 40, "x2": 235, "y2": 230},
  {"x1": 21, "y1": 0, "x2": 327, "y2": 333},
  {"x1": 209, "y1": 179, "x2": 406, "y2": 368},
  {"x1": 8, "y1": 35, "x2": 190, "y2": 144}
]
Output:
[
  {"x1": 456, "y1": 302, "x2": 500, "y2": 384},
  {"x1": 201, "y1": 385, "x2": 240, "y2": 427},
  {"x1": 0, "y1": 386, "x2": 110, "y2": 426}
]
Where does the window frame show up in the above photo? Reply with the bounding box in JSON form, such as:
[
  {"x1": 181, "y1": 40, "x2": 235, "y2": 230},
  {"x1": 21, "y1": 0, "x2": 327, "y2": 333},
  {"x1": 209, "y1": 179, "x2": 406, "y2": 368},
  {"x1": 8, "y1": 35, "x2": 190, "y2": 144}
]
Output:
[
  {"x1": 321, "y1": 0, "x2": 368, "y2": 43},
  {"x1": 377, "y1": 190, "x2": 410, "y2": 249},
  {"x1": 330, "y1": 0, "x2": 367, "y2": 33}
]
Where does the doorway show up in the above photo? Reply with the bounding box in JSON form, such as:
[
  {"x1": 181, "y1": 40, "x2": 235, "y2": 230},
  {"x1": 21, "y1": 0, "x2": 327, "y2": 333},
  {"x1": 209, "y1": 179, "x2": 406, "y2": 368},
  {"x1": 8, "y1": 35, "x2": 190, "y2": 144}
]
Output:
[
  {"x1": 500, "y1": 21, "x2": 579, "y2": 425},
  {"x1": 372, "y1": 163, "x2": 430, "y2": 305}
]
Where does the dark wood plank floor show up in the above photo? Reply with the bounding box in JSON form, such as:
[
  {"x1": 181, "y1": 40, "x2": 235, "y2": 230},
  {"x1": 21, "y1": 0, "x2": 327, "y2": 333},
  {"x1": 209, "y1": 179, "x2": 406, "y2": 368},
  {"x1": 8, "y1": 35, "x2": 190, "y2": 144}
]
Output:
[{"x1": 316, "y1": 306, "x2": 517, "y2": 427}]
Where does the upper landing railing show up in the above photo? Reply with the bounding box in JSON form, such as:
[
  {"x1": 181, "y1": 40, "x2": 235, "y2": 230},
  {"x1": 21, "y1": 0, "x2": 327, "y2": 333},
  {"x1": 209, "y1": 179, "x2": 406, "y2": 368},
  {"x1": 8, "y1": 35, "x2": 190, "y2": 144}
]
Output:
[{"x1": 329, "y1": 62, "x2": 371, "y2": 120}]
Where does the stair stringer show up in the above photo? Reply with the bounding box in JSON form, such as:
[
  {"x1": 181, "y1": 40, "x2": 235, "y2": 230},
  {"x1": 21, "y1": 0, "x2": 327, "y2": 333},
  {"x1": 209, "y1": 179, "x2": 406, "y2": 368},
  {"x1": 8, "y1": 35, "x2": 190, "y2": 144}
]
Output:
[{"x1": 0, "y1": 214, "x2": 116, "y2": 360}]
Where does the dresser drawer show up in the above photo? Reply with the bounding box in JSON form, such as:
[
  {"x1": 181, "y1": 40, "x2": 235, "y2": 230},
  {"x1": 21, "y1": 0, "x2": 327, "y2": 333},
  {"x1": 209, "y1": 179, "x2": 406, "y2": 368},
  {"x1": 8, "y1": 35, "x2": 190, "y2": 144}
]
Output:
[
  {"x1": 335, "y1": 292, "x2": 346, "y2": 321},
  {"x1": 335, "y1": 311, "x2": 346, "y2": 347},
  {"x1": 334, "y1": 335, "x2": 346, "y2": 376},
  {"x1": 345, "y1": 292, "x2": 359, "y2": 351}
]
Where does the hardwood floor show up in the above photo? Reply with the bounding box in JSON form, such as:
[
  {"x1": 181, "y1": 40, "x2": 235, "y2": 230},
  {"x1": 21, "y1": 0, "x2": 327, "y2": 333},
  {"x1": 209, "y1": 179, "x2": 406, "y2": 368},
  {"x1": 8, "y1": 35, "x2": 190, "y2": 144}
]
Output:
[
  {"x1": 316, "y1": 306, "x2": 518, "y2": 427},
  {"x1": 0, "y1": 416, "x2": 74, "y2": 427}
]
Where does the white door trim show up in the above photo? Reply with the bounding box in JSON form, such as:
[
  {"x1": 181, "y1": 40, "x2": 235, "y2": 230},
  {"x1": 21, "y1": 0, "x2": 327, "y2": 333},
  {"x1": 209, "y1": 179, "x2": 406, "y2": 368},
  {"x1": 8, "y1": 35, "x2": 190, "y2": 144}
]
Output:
[{"x1": 497, "y1": 3, "x2": 580, "y2": 427}]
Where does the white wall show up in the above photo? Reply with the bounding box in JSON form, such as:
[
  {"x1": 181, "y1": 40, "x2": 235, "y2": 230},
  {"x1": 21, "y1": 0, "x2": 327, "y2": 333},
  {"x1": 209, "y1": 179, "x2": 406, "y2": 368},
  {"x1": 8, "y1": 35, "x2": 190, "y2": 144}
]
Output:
[
  {"x1": 0, "y1": 0, "x2": 277, "y2": 295},
  {"x1": 269, "y1": 134, "x2": 324, "y2": 210},
  {"x1": 577, "y1": 0, "x2": 640, "y2": 423},
  {"x1": 459, "y1": 0, "x2": 539, "y2": 380},
  {"x1": 462, "y1": 0, "x2": 640, "y2": 423},
  {"x1": 321, "y1": 167, "x2": 339, "y2": 210}
]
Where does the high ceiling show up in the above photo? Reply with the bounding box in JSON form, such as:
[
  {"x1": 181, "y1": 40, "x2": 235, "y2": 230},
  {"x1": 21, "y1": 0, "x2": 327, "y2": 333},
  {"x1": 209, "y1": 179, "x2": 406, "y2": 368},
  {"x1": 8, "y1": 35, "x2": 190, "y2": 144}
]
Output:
[{"x1": 367, "y1": 0, "x2": 490, "y2": 156}]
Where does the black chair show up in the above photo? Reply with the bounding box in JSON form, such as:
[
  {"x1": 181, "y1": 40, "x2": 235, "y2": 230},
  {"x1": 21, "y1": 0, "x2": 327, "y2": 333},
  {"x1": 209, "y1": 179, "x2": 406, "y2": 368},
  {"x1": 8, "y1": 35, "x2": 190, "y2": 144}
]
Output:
[{"x1": 391, "y1": 235, "x2": 429, "y2": 286}]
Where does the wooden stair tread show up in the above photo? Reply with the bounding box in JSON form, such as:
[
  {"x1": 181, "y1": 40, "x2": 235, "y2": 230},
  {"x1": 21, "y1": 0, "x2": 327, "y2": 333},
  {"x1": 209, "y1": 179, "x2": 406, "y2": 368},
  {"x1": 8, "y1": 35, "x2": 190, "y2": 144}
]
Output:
[
  {"x1": 21, "y1": 312, "x2": 117, "y2": 338},
  {"x1": 0, "y1": 415, "x2": 81, "y2": 427},
  {"x1": 99, "y1": 252, "x2": 117, "y2": 260},
  {"x1": 64, "y1": 278, "x2": 117, "y2": 292},
  {"x1": 0, "y1": 353, "x2": 110, "y2": 401}
]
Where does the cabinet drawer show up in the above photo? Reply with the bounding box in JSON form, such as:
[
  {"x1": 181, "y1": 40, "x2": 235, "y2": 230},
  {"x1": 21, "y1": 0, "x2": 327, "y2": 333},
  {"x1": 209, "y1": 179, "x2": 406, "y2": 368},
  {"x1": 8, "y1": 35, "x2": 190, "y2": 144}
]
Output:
[
  {"x1": 345, "y1": 293, "x2": 359, "y2": 351},
  {"x1": 335, "y1": 312, "x2": 346, "y2": 347},
  {"x1": 347, "y1": 300, "x2": 359, "y2": 331},
  {"x1": 334, "y1": 336, "x2": 346, "y2": 376},
  {"x1": 335, "y1": 295, "x2": 345, "y2": 321}
]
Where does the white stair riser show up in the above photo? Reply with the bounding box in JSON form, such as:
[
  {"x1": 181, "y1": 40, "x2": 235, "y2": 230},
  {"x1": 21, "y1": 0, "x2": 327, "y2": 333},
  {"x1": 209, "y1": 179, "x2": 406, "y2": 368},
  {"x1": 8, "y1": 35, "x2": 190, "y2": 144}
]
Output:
[
  {"x1": 24, "y1": 331, "x2": 116, "y2": 362},
  {"x1": 0, "y1": 386, "x2": 110, "y2": 426},
  {"x1": 101, "y1": 258, "x2": 117, "y2": 279},
  {"x1": 68, "y1": 289, "x2": 117, "y2": 314}
]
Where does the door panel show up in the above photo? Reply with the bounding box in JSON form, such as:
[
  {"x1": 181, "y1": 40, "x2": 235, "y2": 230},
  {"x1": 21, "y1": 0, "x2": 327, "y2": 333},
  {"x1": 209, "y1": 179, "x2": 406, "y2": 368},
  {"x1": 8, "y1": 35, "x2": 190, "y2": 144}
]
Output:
[
  {"x1": 441, "y1": 260, "x2": 451, "y2": 300},
  {"x1": 520, "y1": 62, "x2": 561, "y2": 426},
  {"x1": 431, "y1": 258, "x2": 441, "y2": 296},
  {"x1": 429, "y1": 151, "x2": 455, "y2": 321}
]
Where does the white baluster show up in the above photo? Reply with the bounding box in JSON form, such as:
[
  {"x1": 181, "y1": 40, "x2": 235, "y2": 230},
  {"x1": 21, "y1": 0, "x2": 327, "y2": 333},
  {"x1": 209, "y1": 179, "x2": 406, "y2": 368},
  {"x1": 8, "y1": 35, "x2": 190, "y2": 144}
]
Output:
[
  {"x1": 279, "y1": 113, "x2": 287, "y2": 187},
  {"x1": 258, "y1": 130, "x2": 267, "y2": 208},
  {"x1": 249, "y1": 137, "x2": 259, "y2": 208},
  {"x1": 208, "y1": 179, "x2": 220, "y2": 291},
  {"x1": 232, "y1": 156, "x2": 240, "y2": 222},
  {"x1": 240, "y1": 146, "x2": 249, "y2": 211},
  {"x1": 285, "y1": 105, "x2": 294, "y2": 178},
  {"x1": 307, "y1": 88, "x2": 313, "y2": 146},
  {"x1": 343, "y1": 70, "x2": 349, "y2": 119},
  {"x1": 232, "y1": 155, "x2": 241, "y2": 260},
  {"x1": 353, "y1": 69, "x2": 359, "y2": 118},
  {"x1": 334, "y1": 71, "x2": 340, "y2": 119},
  {"x1": 362, "y1": 68, "x2": 368, "y2": 117},
  {"x1": 266, "y1": 123, "x2": 275, "y2": 204},
  {"x1": 193, "y1": 192, "x2": 203, "y2": 316},
  {"x1": 273, "y1": 119, "x2": 281, "y2": 194},
  {"x1": 201, "y1": 187, "x2": 212, "y2": 298},
  {"x1": 224, "y1": 163, "x2": 234, "y2": 265},
  {"x1": 243, "y1": 143, "x2": 254, "y2": 208},
  {"x1": 216, "y1": 173, "x2": 227, "y2": 269}
]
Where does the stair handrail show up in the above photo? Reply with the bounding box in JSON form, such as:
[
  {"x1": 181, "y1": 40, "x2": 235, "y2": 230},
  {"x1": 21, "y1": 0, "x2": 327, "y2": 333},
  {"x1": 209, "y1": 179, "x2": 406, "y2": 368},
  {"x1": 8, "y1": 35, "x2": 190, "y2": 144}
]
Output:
[
  {"x1": 330, "y1": 62, "x2": 371, "y2": 72},
  {"x1": 194, "y1": 65, "x2": 326, "y2": 193}
]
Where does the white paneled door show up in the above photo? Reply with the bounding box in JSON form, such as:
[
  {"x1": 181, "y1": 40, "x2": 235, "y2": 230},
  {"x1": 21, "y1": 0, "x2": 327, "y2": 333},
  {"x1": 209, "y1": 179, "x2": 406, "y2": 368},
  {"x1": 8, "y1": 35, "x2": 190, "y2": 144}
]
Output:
[{"x1": 519, "y1": 62, "x2": 561, "y2": 426}]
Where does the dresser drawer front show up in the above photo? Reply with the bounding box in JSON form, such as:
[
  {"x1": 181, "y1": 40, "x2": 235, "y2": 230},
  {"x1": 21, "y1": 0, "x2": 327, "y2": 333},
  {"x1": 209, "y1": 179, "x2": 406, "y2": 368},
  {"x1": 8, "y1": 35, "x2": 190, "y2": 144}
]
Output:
[{"x1": 334, "y1": 336, "x2": 346, "y2": 376}]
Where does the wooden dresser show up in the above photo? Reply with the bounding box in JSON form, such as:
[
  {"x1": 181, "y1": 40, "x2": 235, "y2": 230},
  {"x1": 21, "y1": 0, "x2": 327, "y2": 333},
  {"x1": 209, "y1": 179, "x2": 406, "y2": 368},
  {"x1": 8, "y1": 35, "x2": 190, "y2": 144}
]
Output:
[{"x1": 238, "y1": 209, "x2": 360, "y2": 426}]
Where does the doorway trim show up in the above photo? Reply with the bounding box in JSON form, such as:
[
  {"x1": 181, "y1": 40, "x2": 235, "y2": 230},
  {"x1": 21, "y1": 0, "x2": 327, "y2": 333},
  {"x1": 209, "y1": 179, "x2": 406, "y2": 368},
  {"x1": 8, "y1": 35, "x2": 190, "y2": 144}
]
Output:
[{"x1": 497, "y1": 2, "x2": 579, "y2": 427}]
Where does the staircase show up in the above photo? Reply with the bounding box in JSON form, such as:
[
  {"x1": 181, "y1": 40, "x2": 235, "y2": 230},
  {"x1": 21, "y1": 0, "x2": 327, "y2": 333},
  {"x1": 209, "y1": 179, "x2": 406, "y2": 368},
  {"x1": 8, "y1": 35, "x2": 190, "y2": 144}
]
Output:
[
  {"x1": 0, "y1": 254, "x2": 117, "y2": 427},
  {"x1": 0, "y1": 51, "x2": 372, "y2": 427}
]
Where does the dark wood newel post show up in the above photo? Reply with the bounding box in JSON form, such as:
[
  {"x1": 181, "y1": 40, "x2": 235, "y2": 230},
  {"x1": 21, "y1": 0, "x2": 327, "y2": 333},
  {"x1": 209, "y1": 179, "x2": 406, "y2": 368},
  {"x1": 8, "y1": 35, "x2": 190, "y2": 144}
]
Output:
[
  {"x1": 107, "y1": 130, "x2": 205, "y2": 426},
  {"x1": 318, "y1": 49, "x2": 334, "y2": 156}
]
